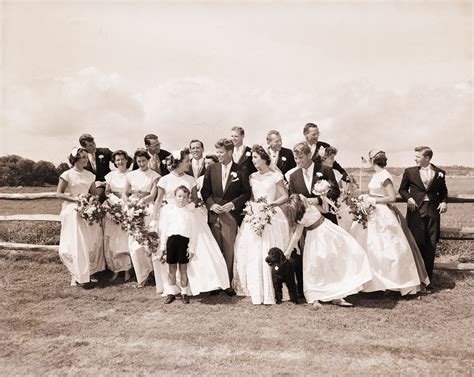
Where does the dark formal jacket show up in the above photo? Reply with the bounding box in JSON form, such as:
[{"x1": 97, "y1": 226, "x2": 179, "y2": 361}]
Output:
[
  {"x1": 234, "y1": 145, "x2": 257, "y2": 175},
  {"x1": 273, "y1": 147, "x2": 296, "y2": 177},
  {"x1": 289, "y1": 162, "x2": 340, "y2": 202},
  {"x1": 84, "y1": 147, "x2": 113, "y2": 182},
  {"x1": 185, "y1": 158, "x2": 206, "y2": 179},
  {"x1": 201, "y1": 162, "x2": 251, "y2": 226},
  {"x1": 309, "y1": 141, "x2": 349, "y2": 182},
  {"x1": 132, "y1": 149, "x2": 171, "y2": 176},
  {"x1": 399, "y1": 165, "x2": 448, "y2": 208}
]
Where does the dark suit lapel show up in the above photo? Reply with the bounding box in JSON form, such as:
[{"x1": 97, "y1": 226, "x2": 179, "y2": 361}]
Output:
[
  {"x1": 237, "y1": 146, "x2": 250, "y2": 165},
  {"x1": 413, "y1": 167, "x2": 427, "y2": 191},
  {"x1": 426, "y1": 165, "x2": 440, "y2": 191},
  {"x1": 213, "y1": 163, "x2": 224, "y2": 196}
]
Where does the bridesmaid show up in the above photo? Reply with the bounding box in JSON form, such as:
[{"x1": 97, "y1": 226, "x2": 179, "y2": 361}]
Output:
[
  {"x1": 56, "y1": 147, "x2": 105, "y2": 286},
  {"x1": 122, "y1": 149, "x2": 160, "y2": 287},
  {"x1": 103, "y1": 150, "x2": 132, "y2": 282},
  {"x1": 284, "y1": 194, "x2": 372, "y2": 307}
]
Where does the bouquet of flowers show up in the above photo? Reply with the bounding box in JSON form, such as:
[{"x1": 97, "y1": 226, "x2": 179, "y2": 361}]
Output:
[
  {"x1": 76, "y1": 193, "x2": 105, "y2": 225},
  {"x1": 124, "y1": 197, "x2": 148, "y2": 233},
  {"x1": 349, "y1": 195, "x2": 376, "y2": 229},
  {"x1": 243, "y1": 197, "x2": 277, "y2": 237},
  {"x1": 102, "y1": 200, "x2": 128, "y2": 231},
  {"x1": 125, "y1": 197, "x2": 160, "y2": 256},
  {"x1": 312, "y1": 179, "x2": 331, "y2": 197}
]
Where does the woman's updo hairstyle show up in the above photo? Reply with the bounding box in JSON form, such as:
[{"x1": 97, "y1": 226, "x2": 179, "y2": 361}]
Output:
[
  {"x1": 251, "y1": 144, "x2": 271, "y2": 166},
  {"x1": 134, "y1": 148, "x2": 151, "y2": 161},
  {"x1": 369, "y1": 150, "x2": 388, "y2": 168},
  {"x1": 166, "y1": 148, "x2": 191, "y2": 171},
  {"x1": 68, "y1": 147, "x2": 86, "y2": 166}
]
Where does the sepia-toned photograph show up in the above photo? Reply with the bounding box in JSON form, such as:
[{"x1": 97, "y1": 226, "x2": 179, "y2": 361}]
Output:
[{"x1": 1, "y1": 1, "x2": 472, "y2": 375}]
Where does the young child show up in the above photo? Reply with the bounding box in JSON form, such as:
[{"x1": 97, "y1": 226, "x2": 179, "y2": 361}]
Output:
[
  {"x1": 284, "y1": 194, "x2": 372, "y2": 308},
  {"x1": 159, "y1": 185, "x2": 197, "y2": 304}
]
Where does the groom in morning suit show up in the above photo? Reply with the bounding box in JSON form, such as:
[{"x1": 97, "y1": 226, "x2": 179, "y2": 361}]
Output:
[
  {"x1": 399, "y1": 146, "x2": 448, "y2": 284},
  {"x1": 201, "y1": 138, "x2": 251, "y2": 294}
]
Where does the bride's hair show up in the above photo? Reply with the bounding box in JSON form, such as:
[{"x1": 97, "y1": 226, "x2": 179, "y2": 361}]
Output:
[
  {"x1": 287, "y1": 194, "x2": 306, "y2": 224},
  {"x1": 68, "y1": 147, "x2": 86, "y2": 165},
  {"x1": 251, "y1": 145, "x2": 271, "y2": 165},
  {"x1": 166, "y1": 148, "x2": 190, "y2": 170}
]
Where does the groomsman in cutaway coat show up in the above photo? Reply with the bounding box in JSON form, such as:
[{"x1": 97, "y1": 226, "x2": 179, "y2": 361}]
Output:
[
  {"x1": 266, "y1": 130, "x2": 296, "y2": 177},
  {"x1": 399, "y1": 146, "x2": 448, "y2": 285},
  {"x1": 79, "y1": 133, "x2": 113, "y2": 202},
  {"x1": 303, "y1": 122, "x2": 350, "y2": 183},
  {"x1": 185, "y1": 139, "x2": 207, "y2": 179},
  {"x1": 230, "y1": 126, "x2": 257, "y2": 175},
  {"x1": 201, "y1": 138, "x2": 251, "y2": 295}
]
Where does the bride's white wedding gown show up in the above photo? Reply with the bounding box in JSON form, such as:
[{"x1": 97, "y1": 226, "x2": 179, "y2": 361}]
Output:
[{"x1": 233, "y1": 171, "x2": 290, "y2": 305}]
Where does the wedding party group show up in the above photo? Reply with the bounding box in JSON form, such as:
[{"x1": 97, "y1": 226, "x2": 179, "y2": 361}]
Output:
[{"x1": 56, "y1": 123, "x2": 448, "y2": 307}]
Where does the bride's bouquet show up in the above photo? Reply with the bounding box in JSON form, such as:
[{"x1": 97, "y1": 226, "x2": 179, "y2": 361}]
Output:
[
  {"x1": 243, "y1": 197, "x2": 277, "y2": 237},
  {"x1": 312, "y1": 179, "x2": 331, "y2": 197},
  {"x1": 349, "y1": 195, "x2": 376, "y2": 229},
  {"x1": 76, "y1": 193, "x2": 105, "y2": 225}
]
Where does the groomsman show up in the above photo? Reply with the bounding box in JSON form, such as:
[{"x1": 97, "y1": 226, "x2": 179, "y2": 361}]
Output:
[
  {"x1": 266, "y1": 130, "x2": 296, "y2": 176},
  {"x1": 303, "y1": 123, "x2": 349, "y2": 182},
  {"x1": 133, "y1": 134, "x2": 171, "y2": 176},
  {"x1": 201, "y1": 138, "x2": 251, "y2": 294},
  {"x1": 79, "y1": 133, "x2": 113, "y2": 202},
  {"x1": 230, "y1": 126, "x2": 257, "y2": 174},
  {"x1": 399, "y1": 146, "x2": 448, "y2": 284},
  {"x1": 186, "y1": 139, "x2": 206, "y2": 179}
]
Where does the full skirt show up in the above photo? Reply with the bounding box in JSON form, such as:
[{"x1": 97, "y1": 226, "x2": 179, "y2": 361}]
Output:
[
  {"x1": 303, "y1": 220, "x2": 372, "y2": 303},
  {"x1": 234, "y1": 207, "x2": 289, "y2": 305},
  {"x1": 350, "y1": 204, "x2": 422, "y2": 295},
  {"x1": 103, "y1": 217, "x2": 132, "y2": 273},
  {"x1": 59, "y1": 202, "x2": 105, "y2": 284}
]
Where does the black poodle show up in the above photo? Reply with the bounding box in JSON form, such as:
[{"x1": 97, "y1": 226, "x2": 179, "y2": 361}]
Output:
[{"x1": 265, "y1": 247, "x2": 299, "y2": 304}]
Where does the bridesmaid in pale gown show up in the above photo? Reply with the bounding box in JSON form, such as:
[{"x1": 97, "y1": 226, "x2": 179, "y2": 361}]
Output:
[
  {"x1": 350, "y1": 150, "x2": 428, "y2": 295},
  {"x1": 122, "y1": 149, "x2": 160, "y2": 287},
  {"x1": 152, "y1": 149, "x2": 230, "y2": 296},
  {"x1": 233, "y1": 145, "x2": 290, "y2": 305},
  {"x1": 103, "y1": 150, "x2": 132, "y2": 282},
  {"x1": 284, "y1": 194, "x2": 372, "y2": 307},
  {"x1": 57, "y1": 147, "x2": 105, "y2": 286}
]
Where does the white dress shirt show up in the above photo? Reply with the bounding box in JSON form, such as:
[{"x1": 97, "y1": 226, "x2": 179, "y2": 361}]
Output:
[
  {"x1": 308, "y1": 143, "x2": 317, "y2": 157},
  {"x1": 420, "y1": 164, "x2": 434, "y2": 201},
  {"x1": 221, "y1": 162, "x2": 232, "y2": 189},
  {"x1": 233, "y1": 145, "x2": 245, "y2": 164},
  {"x1": 192, "y1": 158, "x2": 204, "y2": 178},
  {"x1": 303, "y1": 162, "x2": 314, "y2": 193},
  {"x1": 268, "y1": 148, "x2": 280, "y2": 165},
  {"x1": 88, "y1": 153, "x2": 97, "y2": 172}
]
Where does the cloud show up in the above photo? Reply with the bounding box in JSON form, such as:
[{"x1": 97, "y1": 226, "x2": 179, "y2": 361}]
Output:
[{"x1": 2, "y1": 68, "x2": 472, "y2": 166}]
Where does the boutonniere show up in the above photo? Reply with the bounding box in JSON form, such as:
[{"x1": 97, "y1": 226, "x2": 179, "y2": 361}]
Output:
[
  {"x1": 281, "y1": 156, "x2": 287, "y2": 162},
  {"x1": 438, "y1": 172, "x2": 444, "y2": 178},
  {"x1": 230, "y1": 171, "x2": 239, "y2": 182},
  {"x1": 98, "y1": 154, "x2": 104, "y2": 160},
  {"x1": 245, "y1": 151, "x2": 251, "y2": 157},
  {"x1": 318, "y1": 146, "x2": 326, "y2": 158}
]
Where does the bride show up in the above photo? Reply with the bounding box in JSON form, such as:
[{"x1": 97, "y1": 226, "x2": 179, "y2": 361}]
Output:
[
  {"x1": 152, "y1": 148, "x2": 230, "y2": 296},
  {"x1": 233, "y1": 145, "x2": 290, "y2": 305}
]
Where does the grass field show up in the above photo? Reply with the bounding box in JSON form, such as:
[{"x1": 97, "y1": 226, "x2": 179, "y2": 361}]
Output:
[
  {"x1": 1, "y1": 257, "x2": 473, "y2": 375},
  {"x1": 1, "y1": 184, "x2": 473, "y2": 375}
]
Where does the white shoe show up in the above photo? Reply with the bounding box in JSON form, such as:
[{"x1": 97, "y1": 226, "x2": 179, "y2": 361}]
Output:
[
  {"x1": 312, "y1": 301, "x2": 323, "y2": 309},
  {"x1": 70, "y1": 277, "x2": 79, "y2": 287},
  {"x1": 90, "y1": 277, "x2": 98, "y2": 283},
  {"x1": 332, "y1": 298, "x2": 353, "y2": 307}
]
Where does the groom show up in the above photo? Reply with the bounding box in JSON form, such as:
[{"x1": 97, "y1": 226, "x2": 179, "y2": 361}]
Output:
[
  {"x1": 201, "y1": 138, "x2": 251, "y2": 295},
  {"x1": 399, "y1": 146, "x2": 448, "y2": 284}
]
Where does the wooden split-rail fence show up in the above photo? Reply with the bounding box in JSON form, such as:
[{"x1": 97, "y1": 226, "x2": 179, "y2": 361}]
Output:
[{"x1": 0, "y1": 191, "x2": 473, "y2": 271}]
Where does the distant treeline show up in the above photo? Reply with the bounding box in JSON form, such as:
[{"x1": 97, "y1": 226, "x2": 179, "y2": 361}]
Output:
[
  {"x1": 0, "y1": 154, "x2": 473, "y2": 187},
  {"x1": 0, "y1": 155, "x2": 69, "y2": 186}
]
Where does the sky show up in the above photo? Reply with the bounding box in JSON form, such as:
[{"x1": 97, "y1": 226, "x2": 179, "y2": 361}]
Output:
[{"x1": 1, "y1": 1, "x2": 473, "y2": 167}]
